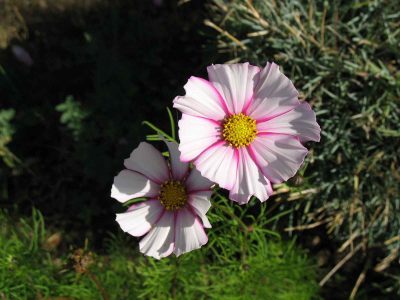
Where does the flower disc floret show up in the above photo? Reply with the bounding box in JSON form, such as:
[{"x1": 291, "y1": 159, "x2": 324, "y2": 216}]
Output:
[
  {"x1": 158, "y1": 180, "x2": 187, "y2": 210},
  {"x1": 222, "y1": 113, "x2": 257, "y2": 148}
]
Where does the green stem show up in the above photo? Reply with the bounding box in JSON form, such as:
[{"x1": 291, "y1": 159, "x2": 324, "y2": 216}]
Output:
[
  {"x1": 213, "y1": 194, "x2": 249, "y2": 263},
  {"x1": 87, "y1": 270, "x2": 110, "y2": 300},
  {"x1": 171, "y1": 256, "x2": 180, "y2": 299},
  {"x1": 214, "y1": 202, "x2": 248, "y2": 231},
  {"x1": 166, "y1": 107, "x2": 176, "y2": 140},
  {"x1": 142, "y1": 121, "x2": 175, "y2": 141}
]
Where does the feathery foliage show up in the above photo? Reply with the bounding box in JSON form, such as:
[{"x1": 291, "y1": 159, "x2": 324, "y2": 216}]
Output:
[{"x1": 0, "y1": 207, "x2": 319, "y2": 300}]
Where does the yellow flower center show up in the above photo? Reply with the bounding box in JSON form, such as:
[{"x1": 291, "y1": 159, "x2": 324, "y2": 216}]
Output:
[
  {"x1": 222, "y1": 113, "x2": 257, "y2": 148},
  {"x1": 158, "y1": 180, "x2": 187, "y2": 211}
]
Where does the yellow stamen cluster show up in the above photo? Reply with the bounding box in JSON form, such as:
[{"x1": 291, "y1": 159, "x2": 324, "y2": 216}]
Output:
[
  {"x1": 158, "y1": 180, "x2": 187, "y2": 211},
  {"x1": 222, "y1": 113, "x2": 257, "y2": 148}
]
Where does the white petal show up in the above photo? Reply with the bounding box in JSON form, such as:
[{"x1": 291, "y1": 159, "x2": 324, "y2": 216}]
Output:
[
  {"x1": 247, "y1": 62, "x2": 299, "y2": 120},
  {"x1": 177, "y1": 114, "x2": 221, "y2": 162},
  {"x1": 185, "y1": 167, "x2": 213, "y2": 193},
  {"x1": 164, "y1": 140, "x2": 189, "y2": 181},
  {"x1": 139, "y1": 211, "x2": 175, "y2": 259},
  {"x1": 115, "y1": 200, "x2": 164, "y2": 237},
  {"x1": 229, "y1": 193, "x2": 251, "y2": 205},
  {"x1": 257, "y1": 102, "x2": 321, "y2": 143},
  {"x1": 174, "y1": 208, "x2": 208, "y2": 256},
  {"x1": 188, "y1": 191, "x2": 212, "y2": 228},
  {"x1": 194, "y1": 142, "x2": 238, "y2": 190},
  {"x1": 207, "y1": 63, "x2": 260, "y2": 114},
  {"x1": 173, "y1": 76, "x2": 227, "y2": 120},
  {"x1": 124, "y1": 142, "x2": 169, "y2": 184},
  {"x1": 249, "y1": 134, "x2": 308, "y2": 184},
  {"x1": 229, "y1": 147, "x2": 273, "y2": 204},
  {"x1": 111, "y1": 170, "x2": 160, "y2": 203}
]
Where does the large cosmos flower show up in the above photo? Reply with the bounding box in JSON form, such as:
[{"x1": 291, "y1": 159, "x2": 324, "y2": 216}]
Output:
[
  {"x1": 111, "y1": 141, "x2": 213, "y2": 259},
  {"x1": 173, "y1": 62, "x2": 320, "y2": 204}
]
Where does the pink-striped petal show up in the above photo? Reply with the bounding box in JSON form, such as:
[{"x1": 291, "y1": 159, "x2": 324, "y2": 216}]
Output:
[
  {"x1": 165, "y1": 140, "x2": 189, "y2": 181},
  {"x1": 124, "y1": 142, "x2": 169, "y2": 184},
  {"x1": 257, "y1": 102, "x2": 321, "y2": 143},
  {"x1": 111, "y1": 170, "x2": 160, "y2": 203},
  {"x1": 173, "y1": 76, "x2": 227, "y2": 120},
  {"x1": 247, "y1": 62, "x2": 299, "y2": 120},
  {"x1": 139, "y1": 210, "x2": 175, "y2": 259},
  {"x1": 249, "y1": 134, "x2": 308, "y2": 184},
  {"x1": 177, "y1": 114, "x2": 221, "y2": 162},
  {"x1": 173, "y1": 208, "x2": 208, "y2": 256},
  {"x1": 188, "y1": 191, "x2": 212, "y2": 228},
  {"x1": 115, "y1": 200, "x2": 164, "y2": 237},
  {"x1": 207, "y1": 63, "x2": 260, "y2": 114},
  {"x1": 194, "y1": 142, "x2": 237, "y2": 190},
  {"x1": 185, "y1": 167, "x2": 213, "y2": 193},
  {"x1": 229, "y1": 147, "x2": 273, "y2": 204}
]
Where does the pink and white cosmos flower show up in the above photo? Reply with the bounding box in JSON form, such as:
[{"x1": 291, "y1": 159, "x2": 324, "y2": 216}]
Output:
[
  {"x1": 111, "y1": 141, "x2": 213, "y2": 259},
  {"x1": 173, "y1": 62, "x2": 320, "y2": 204}
]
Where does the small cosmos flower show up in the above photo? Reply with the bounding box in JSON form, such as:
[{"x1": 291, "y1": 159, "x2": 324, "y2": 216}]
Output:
[
  {"x1": 173, "y1": 62, "x2": 320, "y2": 204},
  {"x1": 111, "y1": 140, "x2": 213, "y2": 259}
]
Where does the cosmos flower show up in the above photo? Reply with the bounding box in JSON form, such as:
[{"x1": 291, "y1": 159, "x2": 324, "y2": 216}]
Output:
[
  {"x1": 111, "y1": 141, "x2": 213, "y2": 259},
  {"x1": 173, "y1": 62, "x2": 320, "y2": 204}
]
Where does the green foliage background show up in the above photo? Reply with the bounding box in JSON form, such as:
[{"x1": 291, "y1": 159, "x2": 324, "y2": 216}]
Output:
[
  {"x1": 0, "y1": 203, "x2": 319, "y2": 299},
  {"x1": 0, "y1": 0, "x2": 399, "y2": 299}
]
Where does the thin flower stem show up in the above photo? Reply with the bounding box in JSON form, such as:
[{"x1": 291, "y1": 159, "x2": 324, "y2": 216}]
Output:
[
  {"x1": 171, "y1": 256, "x2": 180, "y2": 299},
  {"x1": 87, "y1": 270, "x2": 110, "y2": 300},
  {"x1": 166, "y1": 107, "x2": 176, "y2": 141},
  {"x1": 213, "y1": 197, "x2": 247, "y2": 232},
  {"x1": 213, "y1": 194, "x2": 249, "y2": 263}
]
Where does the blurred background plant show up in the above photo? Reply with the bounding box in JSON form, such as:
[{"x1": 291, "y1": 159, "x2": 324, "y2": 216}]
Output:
[
  {"x1": 0, "y1": 108, "x2": 19, "y2": 168},
  {"x1": 0, "y1": 0, "x2": 399, "y2": 299}
]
